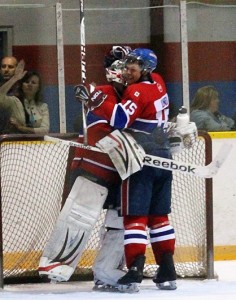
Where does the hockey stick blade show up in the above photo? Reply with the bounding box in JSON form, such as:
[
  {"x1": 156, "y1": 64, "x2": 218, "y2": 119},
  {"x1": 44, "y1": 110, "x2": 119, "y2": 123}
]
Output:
[
  {"x1": 44, "y1": 136, "x2": 232, "y2": 178},
  {"x1": 143, "y1": 142, "x2": 233, "y2": 178},
  {"x1": 193, "y1": 142, "x2": 233, "y2": 178}
]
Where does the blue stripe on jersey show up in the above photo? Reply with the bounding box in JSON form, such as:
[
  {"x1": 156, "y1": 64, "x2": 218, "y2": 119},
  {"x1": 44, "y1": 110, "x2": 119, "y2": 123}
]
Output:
[
  {"x1": 150, "y1": 228, "x2": 175, "y2": 238},
  {"x1": 111, "y1": 104, "x2": 165, "y2": 133},
  {"x1": 112, "y1": 104, "x2": 128, "y2": 129},
  {"x1": 87, "y1": 111, "x2": 108, "y2": 126}
]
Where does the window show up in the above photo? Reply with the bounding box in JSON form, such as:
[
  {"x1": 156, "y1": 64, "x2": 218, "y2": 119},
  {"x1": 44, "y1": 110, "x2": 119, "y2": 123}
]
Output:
[{"x1": 0, "y1": 27, "x2": 13, "y2": 59}]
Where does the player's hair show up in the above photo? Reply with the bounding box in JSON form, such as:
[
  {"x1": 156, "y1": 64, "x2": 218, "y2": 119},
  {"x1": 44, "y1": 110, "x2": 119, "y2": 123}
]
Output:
[
  {"x1": 16, "y1": 71, "x2": 44, "y2": 128},
  {"x1": 17, "y1": 71, "x2": 44, "y2": 104}
]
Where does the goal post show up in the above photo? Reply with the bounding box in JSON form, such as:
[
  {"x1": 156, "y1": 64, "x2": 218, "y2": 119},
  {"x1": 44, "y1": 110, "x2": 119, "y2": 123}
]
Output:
[{"x1": 0, "y1": 131, "x2": 214, "y2": 287}]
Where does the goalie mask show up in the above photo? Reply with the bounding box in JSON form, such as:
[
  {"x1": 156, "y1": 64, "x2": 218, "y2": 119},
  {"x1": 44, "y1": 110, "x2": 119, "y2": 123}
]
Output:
[
  {"x1": 104, "y1": 45, "x2": 132, "y2": 68},
  {"x1": 105, "y1": 60, "x2": 125, "y2": 84}
]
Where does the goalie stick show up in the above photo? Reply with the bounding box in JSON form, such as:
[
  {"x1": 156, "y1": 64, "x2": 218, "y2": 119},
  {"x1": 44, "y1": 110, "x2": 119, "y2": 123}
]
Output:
[
  {"x1": 79, "y1": 0, "x2": 88, "y2": 145},
  {"x1": 44, "y1": 135, "x2": 232, "y2": 178}
]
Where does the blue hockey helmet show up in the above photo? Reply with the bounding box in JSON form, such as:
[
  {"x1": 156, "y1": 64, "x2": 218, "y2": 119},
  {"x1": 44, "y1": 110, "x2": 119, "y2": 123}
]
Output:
[{"x1": 125, "y1": 48, "x2": 157, "y2": 73}]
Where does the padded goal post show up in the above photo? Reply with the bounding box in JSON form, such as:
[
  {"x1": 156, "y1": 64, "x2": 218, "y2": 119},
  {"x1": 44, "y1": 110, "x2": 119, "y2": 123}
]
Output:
[{"x1": 0, "y1": 131, "x2": 213, "y2": 286}]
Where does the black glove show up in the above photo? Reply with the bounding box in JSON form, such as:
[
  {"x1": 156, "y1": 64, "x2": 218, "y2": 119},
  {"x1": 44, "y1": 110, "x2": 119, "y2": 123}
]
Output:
[
  {"x1": 74, "y1": 84, "x2": 106, "y2": 111},
  {"x1": 74, "y1": 84, "x2": 90, "y2": 102}
]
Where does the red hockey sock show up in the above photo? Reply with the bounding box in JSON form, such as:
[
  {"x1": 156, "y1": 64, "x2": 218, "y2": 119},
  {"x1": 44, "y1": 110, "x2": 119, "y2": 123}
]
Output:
[
  {"x1": 123, "y1": 215, "x2": 148, "y2": 268},
  {"x1": 148, "y1": 215, "x2": 175, "y2": 265}
]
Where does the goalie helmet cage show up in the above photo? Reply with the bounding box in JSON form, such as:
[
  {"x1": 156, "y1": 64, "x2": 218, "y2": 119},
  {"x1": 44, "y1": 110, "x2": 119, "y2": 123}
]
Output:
[{"x1": 0, "y1": 131, "x2": 213, "y2": 287}]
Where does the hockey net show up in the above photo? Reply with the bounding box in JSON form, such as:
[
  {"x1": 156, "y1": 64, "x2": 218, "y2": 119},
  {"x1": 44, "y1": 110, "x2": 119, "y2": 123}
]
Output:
[{"x1": 0, "y1": 132, "x2": 213, "y2": 284}]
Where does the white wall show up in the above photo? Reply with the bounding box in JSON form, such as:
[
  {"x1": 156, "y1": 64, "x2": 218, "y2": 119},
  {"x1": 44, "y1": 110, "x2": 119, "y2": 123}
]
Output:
[
  {"x1": 211, "y1": 133, "x2": 236, "y2": 246},
  {"x1": 163, "y1": 1, "x2": 236, "y2": 42},
  {"x1": 0, "y1": 0, "x2": 151, "y2": 46}
]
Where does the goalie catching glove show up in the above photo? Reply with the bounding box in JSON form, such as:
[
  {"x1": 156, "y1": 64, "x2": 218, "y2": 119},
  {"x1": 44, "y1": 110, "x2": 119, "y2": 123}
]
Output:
[
  {"x1": 74, "y1": 84, "x2": 107, "y2": 111},
  {"x1": 96, "y1": 130, "x2": 145, "y2": 180}
]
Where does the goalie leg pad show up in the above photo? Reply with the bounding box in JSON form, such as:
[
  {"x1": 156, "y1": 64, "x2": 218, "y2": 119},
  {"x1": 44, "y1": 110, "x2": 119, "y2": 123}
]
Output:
[
  {"x1": 38, "y1": 257, "x2": 74, "y2": 282},
  {"x1": 93, "y1": 229, "x2": 126, "y2": 287},
  {"x1": 39, "y1": 176, "x2": 108, "y2": 281},
  {"x1": 104, "y1": 209, "x2": 124, "y2": 230}
]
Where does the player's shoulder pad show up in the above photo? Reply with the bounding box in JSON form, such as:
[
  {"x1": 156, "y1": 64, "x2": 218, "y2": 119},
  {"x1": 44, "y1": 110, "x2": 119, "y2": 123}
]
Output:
[{"x1": 124, "y1": 83, "x2": 143, "y2": 99}]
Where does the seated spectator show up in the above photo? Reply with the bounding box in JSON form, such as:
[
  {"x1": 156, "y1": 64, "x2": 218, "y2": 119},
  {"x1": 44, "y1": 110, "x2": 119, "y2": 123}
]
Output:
[
  {"x1": 190, "y1": 86, "x2": 235, "y2": 131},
  {"x1": 0, "y1": 60, "x2": 50, "y2": 134},
  {"x1": 0, "y1": 105, "x2": 12, "y2": 134}
]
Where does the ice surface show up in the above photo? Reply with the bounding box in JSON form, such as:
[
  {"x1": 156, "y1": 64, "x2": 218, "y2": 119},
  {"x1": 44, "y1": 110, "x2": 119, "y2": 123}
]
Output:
[{"x1": 0, "y1": 261, "x2": 236, "y2": 300}]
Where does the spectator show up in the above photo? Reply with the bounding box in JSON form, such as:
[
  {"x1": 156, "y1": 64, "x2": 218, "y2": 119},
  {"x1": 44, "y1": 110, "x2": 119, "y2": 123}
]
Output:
[
  {"x1": 0, "y1": 56, "x2": 19, "y2": 132},
  {"x1": 0, "y1": 105, "x2": 11, "y2": 134},
  {"x1": 0, "y1": 60, "x2": 50, "y2": 134},
  {"x1": 0, "y1": 56, "x2": 17, "y2": 83},
  {"x1": 0, "y1": 56, "x2": 19, "y2": 95},
  {"x1": 190, "y1": 86, "x2": 235, "y2": 131}
]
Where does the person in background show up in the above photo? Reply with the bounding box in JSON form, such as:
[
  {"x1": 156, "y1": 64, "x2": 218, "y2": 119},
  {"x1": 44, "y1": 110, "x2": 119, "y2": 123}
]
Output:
[
  {"x1": 0, "y1": 60, "x2": 50, "y2": 134},
  {"x1": 0, "y1": 56, "x2": 19, "y2": 133},
  {"x1": 0, "y1": 104, "x2": 11, "y2": 134},
  {"x1": 190, "y1": 86, "x2": 235, "y2": 131},
  {"x1": 0, "y1": 56, "x2": 19, "y2": 95},
  {"x1": 0, "y1": 56, "x2": 18, "y2": 83}
]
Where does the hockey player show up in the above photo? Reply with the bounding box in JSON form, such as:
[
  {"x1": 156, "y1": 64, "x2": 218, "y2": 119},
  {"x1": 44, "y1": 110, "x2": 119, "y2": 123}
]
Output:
[
  {"x1": 91, "y1": 59, "x2": 127, "y2": 289},
  {"x1": 83, "y1": 48, "x2": 178, "y2": 293},
  {"x1": 38, "y1": 46, "x2": 134, "y2": 283}
]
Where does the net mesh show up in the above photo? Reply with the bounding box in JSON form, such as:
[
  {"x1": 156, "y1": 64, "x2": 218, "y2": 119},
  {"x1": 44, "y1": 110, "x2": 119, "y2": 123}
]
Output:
[{"x1": 0, "y1": 133, "x2": 211, "y2": 281}]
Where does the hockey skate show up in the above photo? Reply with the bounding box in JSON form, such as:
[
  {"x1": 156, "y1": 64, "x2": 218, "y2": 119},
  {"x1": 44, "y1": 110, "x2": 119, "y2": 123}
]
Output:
[
  {"x1": 38, "y1": 257, "x2": 74, "y2": 282},
  {"x1": 93, "y1": 279, "x2": 119, "y2": 292},
  {"x1": 117, "y1": 255, "x2": 145, "y2": 293},
  {"x1": 153, "y1": 252, "x2": 177, "y2": 290}
]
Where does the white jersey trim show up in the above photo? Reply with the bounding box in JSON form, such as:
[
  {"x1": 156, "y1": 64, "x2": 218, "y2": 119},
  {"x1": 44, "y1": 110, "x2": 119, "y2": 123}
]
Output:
[
  {"x1": 87, "y1": 119, "x2": 108, "y2": 128},
  {"x1": 73, "y1": 157, "x2": 117, "y2": 172}
]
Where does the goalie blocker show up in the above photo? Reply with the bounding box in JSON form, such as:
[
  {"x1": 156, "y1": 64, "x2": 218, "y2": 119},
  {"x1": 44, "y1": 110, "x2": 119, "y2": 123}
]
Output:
[{"x1": 96, "y1": 130, "x2": 145, "y2": 180}]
